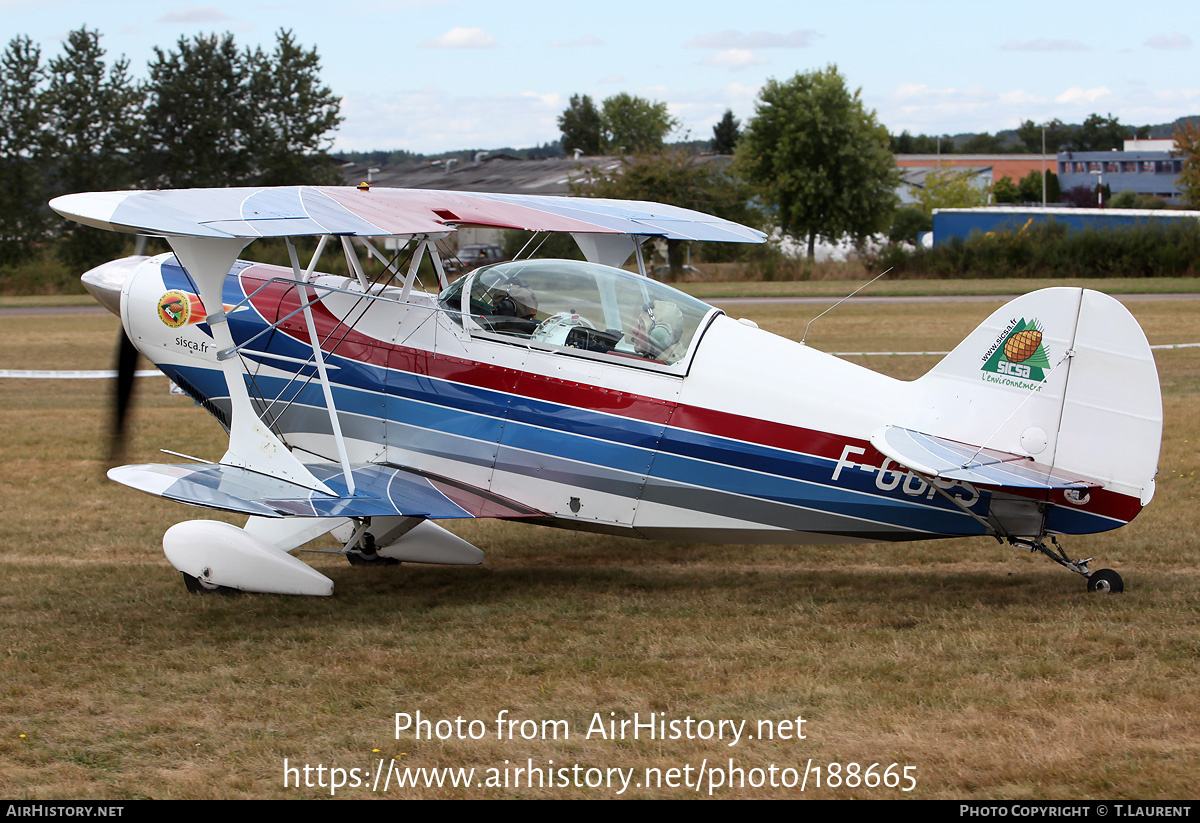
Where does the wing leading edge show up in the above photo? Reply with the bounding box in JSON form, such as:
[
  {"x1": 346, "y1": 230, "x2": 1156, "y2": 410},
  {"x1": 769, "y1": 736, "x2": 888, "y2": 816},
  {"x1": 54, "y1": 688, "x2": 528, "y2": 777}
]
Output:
[{"x1": 49, "y1": 186, "x2": 768, "y2": 244}]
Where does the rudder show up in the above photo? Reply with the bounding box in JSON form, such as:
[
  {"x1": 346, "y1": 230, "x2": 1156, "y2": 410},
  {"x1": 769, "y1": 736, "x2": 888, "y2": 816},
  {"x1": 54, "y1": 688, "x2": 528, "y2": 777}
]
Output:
[{"x1": 908, "y1": 287, "x2": 1160, "y2": 505}]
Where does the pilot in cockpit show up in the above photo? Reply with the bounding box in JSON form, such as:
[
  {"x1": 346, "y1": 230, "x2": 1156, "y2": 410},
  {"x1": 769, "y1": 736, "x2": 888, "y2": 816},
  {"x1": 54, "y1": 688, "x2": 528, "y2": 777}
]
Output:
[
  {"x1": 630, "y1": 300, "x2": 684, "y2": 362},
  {"x1": 481, "y1": 279, "x2": 540, "y2": 336},
  {"x1": 491, "y1": 280, "x2": 538, "y2": 321}
]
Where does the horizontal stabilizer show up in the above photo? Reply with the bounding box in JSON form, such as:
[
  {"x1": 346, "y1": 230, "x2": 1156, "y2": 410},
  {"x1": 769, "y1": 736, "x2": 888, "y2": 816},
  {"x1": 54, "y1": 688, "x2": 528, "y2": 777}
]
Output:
[
  {"x1": 109, "y1": 461, "x2": 541, "y2": 519},
  {"x1": 872, "y1": 426, "x2": 1101, "y2": 490}
]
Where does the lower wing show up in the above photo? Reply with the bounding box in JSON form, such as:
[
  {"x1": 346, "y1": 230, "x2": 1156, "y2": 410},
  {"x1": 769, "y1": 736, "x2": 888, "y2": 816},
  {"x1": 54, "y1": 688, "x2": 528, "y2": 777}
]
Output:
[{"x1": 109, "y1": 461, "x2": 543, "y2": 520}]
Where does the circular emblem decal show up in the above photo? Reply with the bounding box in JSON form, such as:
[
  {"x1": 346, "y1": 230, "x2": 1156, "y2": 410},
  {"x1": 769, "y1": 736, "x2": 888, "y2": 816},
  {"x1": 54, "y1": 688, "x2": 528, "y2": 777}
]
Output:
[
  {"x1": 1064, "y1": 488, "x2": 1091, "y2": 506},
  {"x1": 158, "y1": 290, "x2": 191, "y2": 328}
]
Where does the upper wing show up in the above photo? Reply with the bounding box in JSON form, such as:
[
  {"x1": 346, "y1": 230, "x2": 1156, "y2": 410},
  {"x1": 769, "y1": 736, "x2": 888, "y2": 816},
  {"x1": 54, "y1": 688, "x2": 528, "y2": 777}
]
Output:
[
  {"x1": 49, "y1": 186, "x2": 767, "y2": 244},
  {"x1": 872, "y1": 426, "x2": 1102, "y2": 490}
]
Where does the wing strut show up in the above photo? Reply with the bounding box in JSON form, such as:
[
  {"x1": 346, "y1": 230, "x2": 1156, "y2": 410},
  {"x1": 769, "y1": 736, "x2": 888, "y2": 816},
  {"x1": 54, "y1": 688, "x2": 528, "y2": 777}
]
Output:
[
  {"x1": 340, "y1": 235, "x2": 371, "y2": 291},
  {"x1": 168, "y1": 235, "x2": 333, "y2": 494},
  {"x1": 285, "y1": 236, "x2": 356, "y2": 494},
  {"x1": 398, "y1": 234, "x2": 452, "y2": 302}
]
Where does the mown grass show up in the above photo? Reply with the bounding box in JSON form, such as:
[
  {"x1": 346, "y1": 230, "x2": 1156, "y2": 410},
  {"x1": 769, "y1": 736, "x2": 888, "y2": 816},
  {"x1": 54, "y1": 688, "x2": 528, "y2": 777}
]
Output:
[
  {"x1": 682, "y1": 276, "x2": 1200, "y2": 301},
  {"x1": 0, "y1": 297, "x2": 1196, "y2": 799},
  {"x1": 7, "y1": 276, "x2": 1200, "y2": 312}
]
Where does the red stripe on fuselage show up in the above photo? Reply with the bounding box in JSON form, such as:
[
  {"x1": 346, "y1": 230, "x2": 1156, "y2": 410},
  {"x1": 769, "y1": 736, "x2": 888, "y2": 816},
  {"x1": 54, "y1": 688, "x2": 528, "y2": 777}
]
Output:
[{"x1": 238, "y1": 268, "x2": 1143, "y2": 525}]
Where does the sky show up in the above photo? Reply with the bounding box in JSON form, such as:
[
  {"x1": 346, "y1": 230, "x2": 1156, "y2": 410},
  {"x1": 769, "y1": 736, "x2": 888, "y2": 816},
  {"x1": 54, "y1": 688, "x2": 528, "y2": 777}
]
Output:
[{"x1": 4, "y1": 0, "x2": 1199, "y2": 155}]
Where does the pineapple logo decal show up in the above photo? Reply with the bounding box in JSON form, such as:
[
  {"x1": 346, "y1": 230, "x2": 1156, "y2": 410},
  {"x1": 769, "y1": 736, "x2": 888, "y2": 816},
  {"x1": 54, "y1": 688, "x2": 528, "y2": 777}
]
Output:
[{"x1": 981, "y1": 318, "x2": 1051, "y2": 383}]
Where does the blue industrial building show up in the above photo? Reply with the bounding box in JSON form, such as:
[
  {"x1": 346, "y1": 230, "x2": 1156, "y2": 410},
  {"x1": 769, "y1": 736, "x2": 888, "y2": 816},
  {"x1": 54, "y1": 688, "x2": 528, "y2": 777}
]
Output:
[
  {"x1": 932, "y1": 207, "x2": 1200, "y2": 246},
  {"x1": 1057, "y1": 139, "x2": 1184, "y2": 203}
]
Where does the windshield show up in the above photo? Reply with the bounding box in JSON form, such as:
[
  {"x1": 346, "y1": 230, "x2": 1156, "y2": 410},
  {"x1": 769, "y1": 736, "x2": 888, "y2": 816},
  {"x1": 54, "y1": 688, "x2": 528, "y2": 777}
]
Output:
[{"x1": 438, "y1": 259, "x2": 717, "y2": 366}]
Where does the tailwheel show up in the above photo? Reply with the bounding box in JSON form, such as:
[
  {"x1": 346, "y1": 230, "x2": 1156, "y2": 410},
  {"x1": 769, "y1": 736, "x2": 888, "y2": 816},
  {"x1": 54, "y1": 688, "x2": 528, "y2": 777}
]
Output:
[
  {"x1": 1087, "y1": 569, "x2": 1124, "y2": 594},
  {"x1": 182, "y1": 571, "x2": 238, "y2": 595}
]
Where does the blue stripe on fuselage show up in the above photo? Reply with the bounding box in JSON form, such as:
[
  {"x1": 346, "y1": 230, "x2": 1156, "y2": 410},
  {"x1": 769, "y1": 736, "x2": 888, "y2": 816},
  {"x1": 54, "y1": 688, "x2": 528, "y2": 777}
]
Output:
[
  {"x1": 232, "y1": 353, "x2": 994, "y2": 534},
  {"x1": 154, "y1": 268, "x2": 1114, "y2": 537}
]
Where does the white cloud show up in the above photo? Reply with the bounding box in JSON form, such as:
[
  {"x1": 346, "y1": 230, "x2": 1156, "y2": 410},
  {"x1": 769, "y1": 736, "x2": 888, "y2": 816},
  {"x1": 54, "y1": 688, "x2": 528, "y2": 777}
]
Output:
[
  {"x1": 999, "y1": 90, "x2": 1047, "y2": 105},
  {"x1": 335, "y1": 87, "x2": 561, "y2": 153},
  {"x1": 890, "y1": 83, "x2": 935, "y2": 102},
  {"x1": 1055, "y1": 86, "x2": 1112, "y2": 104},
  {"x1": 647, "y1": 82, "x2": 762, "y2": 139},
  {"x1": 549, "y1": 35, "x2": 603, "y2": 47},
  {"x1": 156, "y1": 7, "x2": 232, "y2": 24},
  {"x1": 873, "y1": 84, "x2": 1029, "y2": 136},
  {"x1": 887, "y1": 84, "x2": 996, "y2": 105},
  {"x1": 599, "y1": 74, "x2": 624, "y2": 84},
  {"x1": 686, "y1": 29, "x2": 820, "y2": 49},
  {"x1": 420, "y1": 27, "x2": 495, "y2": 49},
  {"x1": 523, "y1": 91, "x2": 563, "y2": 109},
  {"x1": 1145, "y1": 33, "x2": 1191, "y2": 50},
  {"x1": 700, "y1": 49, "x2": 768, "y2": 70},
  {"x1": 1150, "y1": 88, "x2": 1200, "y2": 103},
  {"x1": 1001, "y1": 38, "x2": 1089, "y2": 52},
  {"x1": 724, "y1": 81, "x2": 760, "y2": 100}
]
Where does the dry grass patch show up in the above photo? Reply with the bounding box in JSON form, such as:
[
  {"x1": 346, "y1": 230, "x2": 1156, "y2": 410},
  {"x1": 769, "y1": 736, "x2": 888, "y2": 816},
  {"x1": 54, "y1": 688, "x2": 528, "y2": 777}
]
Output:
[{"x1": 0, "y1": 295, "x2": 1196, "y2": 799}]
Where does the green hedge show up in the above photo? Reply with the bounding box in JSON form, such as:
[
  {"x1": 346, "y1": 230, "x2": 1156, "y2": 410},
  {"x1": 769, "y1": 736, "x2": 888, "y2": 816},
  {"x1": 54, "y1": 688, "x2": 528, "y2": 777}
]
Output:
[{"x1": 870, "y1": 219, "x2": 1200, "y2": 278}]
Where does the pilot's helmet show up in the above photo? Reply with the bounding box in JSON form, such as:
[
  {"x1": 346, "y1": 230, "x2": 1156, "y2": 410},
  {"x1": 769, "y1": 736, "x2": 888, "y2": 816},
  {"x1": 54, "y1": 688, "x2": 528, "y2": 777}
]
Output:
[
  {"x1": 494, "y1": 282, "x2": 538, "y2": 320},
  {"x1": 635, "y1": 300, "x2": 684, "y2": 357}
]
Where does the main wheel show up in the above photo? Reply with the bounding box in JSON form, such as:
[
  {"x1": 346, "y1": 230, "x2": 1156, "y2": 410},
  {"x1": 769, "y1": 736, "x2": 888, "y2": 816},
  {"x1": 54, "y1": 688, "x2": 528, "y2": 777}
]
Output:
[
  {"x1": 1087, "y1": 568, "x2": 1124, "y2": 593},
  {"x1": 182, "y1": 572, "x2": 237, "y2": 595},
  {"x1": 347, "y1": 549, "x2": 399, "y2": 567}
]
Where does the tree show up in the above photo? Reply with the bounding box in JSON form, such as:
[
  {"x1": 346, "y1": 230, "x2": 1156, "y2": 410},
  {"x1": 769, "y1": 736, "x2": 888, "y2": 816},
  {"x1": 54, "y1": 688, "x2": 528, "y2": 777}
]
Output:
[
  {"x1": 142, "y1": 30, "x2": 342, "y2": 188},
  {"x1": 711, "y1": 109, "x2": 740, "y2": 154},
  {"x1": 1173, "y1": 119, "x2": 1200, "y2": 207},
  {"x1": 888, "y1": 206, "x2": 932, "y2": 244},
  {"x1": 1108, "y1": 189, "x2": 1140, "y2": 209},
  {"x1": 891, "y1": 131, "x2": 941, "y2": 154},
  {"x1": 600, "y1": 92, "x2": 677, "y2": 155},
  {"x1": 1077, "y1": 113, "x2": 1130, "y2": 152},
  {"x1": 572, "y1": 151, "x2": 760, "y2": 278},
  {"x1": 913, "y1": 166, "x2": 988, "y2": 213},
  {"x1": 1017, "y1": 118, "x2": 1075, "y2": 153},
  {"x1": 1017, "y1": 169, "x2": 1059, "y2": 204},
  {"x1": 1061, "y1": 183, "x2": 1108, "y2": 208},
  {"x1": 43, "y1": 27, "x2": 142, "y2": 266},
  {"x1": 558, "y1": 92, "x2": 679, "y2": 156},
  {"x1": 558, "y1": 93, "x2": 602, "y2": 156},
  {"x1": 141, "y1": 33, "x2": 252, "y2": 188},
  {"x1": 247, "y1": 29, "x2": 342, "y2": 185},
  {"x1": 736, "y1": 65, "x2": 898, "y2": 259},
  {"x1": 992, "y1": 175, "x2": 1020, "y2": 204},
  {"x1": 960, "y1": 132, "x2": 1008, "y2": 153},
  {"x1": 0, "y1": 36, "x2": 47, "y2": 263}
]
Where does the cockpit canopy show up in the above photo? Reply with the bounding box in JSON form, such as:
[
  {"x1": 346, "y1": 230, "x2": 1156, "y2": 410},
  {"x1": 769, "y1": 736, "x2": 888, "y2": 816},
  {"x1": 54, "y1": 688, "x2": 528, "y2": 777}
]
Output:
[{"x1": 438, "y1": 259, "x2": 719, "y2": 369}]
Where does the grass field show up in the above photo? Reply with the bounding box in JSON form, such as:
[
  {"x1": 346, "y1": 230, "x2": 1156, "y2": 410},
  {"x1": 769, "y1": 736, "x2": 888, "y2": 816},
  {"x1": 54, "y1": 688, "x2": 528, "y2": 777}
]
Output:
[
  {"x1": 0, "y1": 292, "x2": 1196, "y2": 799},
  {"x1": 5, "y1": 275, "x2": 1200, "y2": 309}
]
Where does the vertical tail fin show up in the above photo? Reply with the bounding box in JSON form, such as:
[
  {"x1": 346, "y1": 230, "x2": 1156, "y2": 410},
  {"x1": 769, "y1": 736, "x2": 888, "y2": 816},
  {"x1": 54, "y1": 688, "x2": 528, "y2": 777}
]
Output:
[{"x1": 910, "y1": 287, "x2": 1161, "y2": 505}]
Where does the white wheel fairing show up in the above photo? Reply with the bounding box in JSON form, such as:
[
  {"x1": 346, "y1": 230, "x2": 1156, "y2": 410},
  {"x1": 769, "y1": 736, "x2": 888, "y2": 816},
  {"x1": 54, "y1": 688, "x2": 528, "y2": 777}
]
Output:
[{"x1": 163, "y1": 520, "x2": 334, "y2": 596}]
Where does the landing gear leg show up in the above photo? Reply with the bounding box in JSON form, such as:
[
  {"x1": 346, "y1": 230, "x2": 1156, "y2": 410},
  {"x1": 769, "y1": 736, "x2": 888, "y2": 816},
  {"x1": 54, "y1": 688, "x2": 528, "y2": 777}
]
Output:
[
  {"x1": 344, "y1": 520, "x2": 400, "y2": 567},
  {"x1": 347, "y1": 531, "x2": 400, "y2": 567},
  {"x1": 1009, "y1": 534, "x2": 1123, "y2": 594}
]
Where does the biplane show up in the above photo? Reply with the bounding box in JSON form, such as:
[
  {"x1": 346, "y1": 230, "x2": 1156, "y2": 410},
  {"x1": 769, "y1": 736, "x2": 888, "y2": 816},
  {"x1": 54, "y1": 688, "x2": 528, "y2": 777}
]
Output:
[{"x1": 50, "y1": 186, "x2": 1161, "y2": 596}]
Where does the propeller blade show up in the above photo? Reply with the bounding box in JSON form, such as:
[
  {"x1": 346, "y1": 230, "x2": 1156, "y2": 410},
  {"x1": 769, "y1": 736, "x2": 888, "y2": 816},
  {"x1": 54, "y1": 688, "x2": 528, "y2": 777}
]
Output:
[{"x1": 110, "y1": 329, "x2": 138, "y2": 463}]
